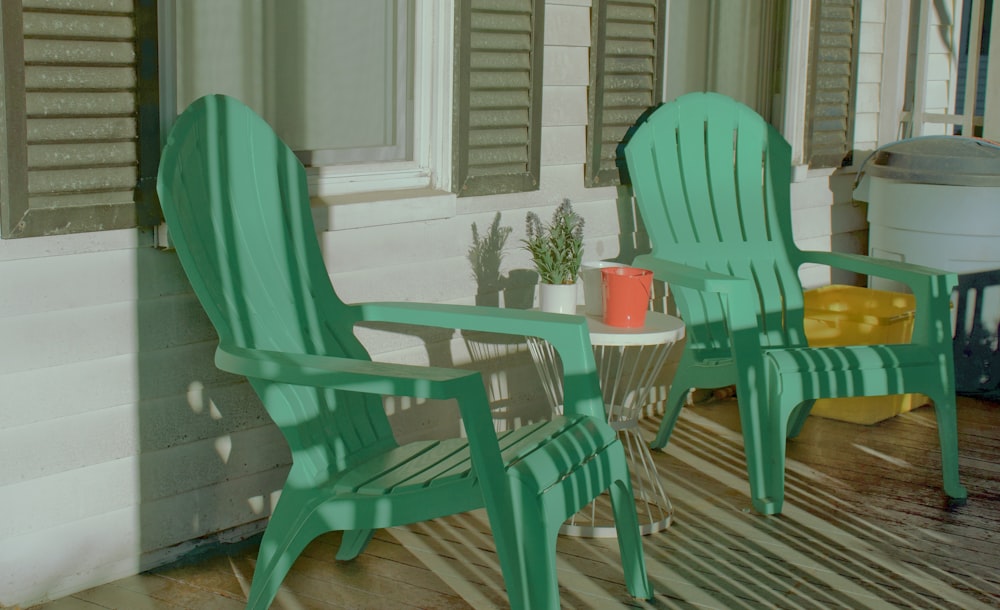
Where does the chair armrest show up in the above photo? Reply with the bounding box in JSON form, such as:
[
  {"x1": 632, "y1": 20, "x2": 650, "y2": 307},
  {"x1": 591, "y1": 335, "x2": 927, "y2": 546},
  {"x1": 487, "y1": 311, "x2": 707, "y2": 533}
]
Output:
[
  {"x1": 798, "y1": 250, "x2": 957, "y2": 290},
  {"x1": 797, "y1": 250, "x2": 957, "y2": 345},
  {"x1": 215, "y1": 343, "x2": 484, "y2": 400},
  {"x1": 215, "y1": 342, "x2": 516, "y2": 516},
  {"x1": 634, "y1": 254, "x2": 753, "y2": 295},
  {"x1": 633, "y1": 254, "x2": 760, "y2": 333},
  {"x1": 357, "y1": 302, "x2": 606, "y2": 420}
]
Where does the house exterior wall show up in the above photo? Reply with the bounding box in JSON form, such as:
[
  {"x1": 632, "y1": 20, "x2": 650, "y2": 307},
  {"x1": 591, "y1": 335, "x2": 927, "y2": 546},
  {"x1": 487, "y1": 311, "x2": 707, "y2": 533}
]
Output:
[
  {"x1": 0, "y1": 1, "x2": 858, "y2": 606},
  {"x1": 0, "y1": 230, "x2": 290, "y2": 606}
]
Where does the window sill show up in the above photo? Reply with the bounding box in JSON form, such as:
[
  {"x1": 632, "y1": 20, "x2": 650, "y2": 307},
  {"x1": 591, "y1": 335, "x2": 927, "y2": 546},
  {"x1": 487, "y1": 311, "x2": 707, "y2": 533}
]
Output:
[{"x1": 310, "y1": 187, "x2": 457, "y2": 231}]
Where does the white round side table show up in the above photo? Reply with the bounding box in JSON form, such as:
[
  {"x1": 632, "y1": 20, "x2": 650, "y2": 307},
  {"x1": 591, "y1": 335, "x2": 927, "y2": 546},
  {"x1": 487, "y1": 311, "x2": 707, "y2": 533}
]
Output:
[{"x1": 526, "y1": 309, "x2": 685, "y2": 537}]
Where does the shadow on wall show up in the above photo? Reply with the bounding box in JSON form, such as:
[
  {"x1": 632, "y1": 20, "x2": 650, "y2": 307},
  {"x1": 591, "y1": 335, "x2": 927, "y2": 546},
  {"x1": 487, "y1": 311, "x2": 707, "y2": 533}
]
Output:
[
  {"x1": 463, "y1": 212, "x2": 552, "y2": 433},
  {"x1": 467, "y1": 211, "x2": 538, "y2": 309},
  {"x1": 137, "y1": 245, "x2": 287, "y2": 576}
]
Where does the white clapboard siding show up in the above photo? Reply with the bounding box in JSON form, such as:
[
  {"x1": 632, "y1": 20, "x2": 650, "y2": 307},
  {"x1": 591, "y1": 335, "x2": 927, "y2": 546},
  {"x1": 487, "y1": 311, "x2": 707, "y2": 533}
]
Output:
[
  {"x1": 137, "y1": 468, "x2": 287, "y2": 553},
  {"x1": 2, "y1": 424, "x2": 289, "y2": 541},
  {"x1": 331, "y1": 256, "x2": 478, "y2": 305},
  {"x1": 0, "y1": 245, "x2": 194, "y2": 318},
  {"x1": 541, "y1": 85, "x2": 588, "y2": 126},
  {"x1": 0, "y1": 298, "x2": 216, "y2": 374},
  {"x1": 0, "y1": 223, "x2": 276, "y2": 608},
  {"x1": 0, "y1": 470, "x2": 286, "y2": 607},
  {"x1": 1, "y1": 355, "x2": 139, "y2": 429},
  {"x1": 540, "y1": 124, "x2": 587, "y2": 166},
  {"x1": 319, "y1": 213, "x2": 484, "y2": 274},
  {"x1": 137, "y1": 381, "x2": 266, "y2": 452},
  {"x1": 0, "y1": 227, "x2": 141, "y2": 263},
  {"x1": 1, "y1": 303, "x2": 141, "y2": 373},
  {"x1": 0, "y1": 249, "x2": 139, "y2": 317},
  {"x1": 544, "y1": 45, "x2": 589, "y2": 86},
  {"x1": 1, "y1": 342, "x2": 246, "y2": 429},
  {"x1": 1, "y1": 381, "x2": 263, "y2": 486}
]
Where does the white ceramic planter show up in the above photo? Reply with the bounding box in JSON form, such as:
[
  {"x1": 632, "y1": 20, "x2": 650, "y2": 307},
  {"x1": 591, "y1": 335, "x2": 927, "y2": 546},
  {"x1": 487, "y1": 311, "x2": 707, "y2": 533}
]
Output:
[{"x1": 538, "y1": 282, "x2": 578, "y2": 314}]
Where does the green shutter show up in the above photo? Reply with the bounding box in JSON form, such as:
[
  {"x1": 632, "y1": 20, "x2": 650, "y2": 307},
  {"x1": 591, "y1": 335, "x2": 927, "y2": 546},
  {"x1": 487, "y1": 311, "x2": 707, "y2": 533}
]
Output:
[
  {"x1": 0, "y1": 0, "x2": 159, "y2": 239},
  {"x1": 805, "y1": 0, "x2": 858, "y2": 168},
  {"x1": 587, "y1": 0, "x2": 665, "y2": 187},
  {"x1": 453, "y1": 0, "x2": 543, "y2": 197}
]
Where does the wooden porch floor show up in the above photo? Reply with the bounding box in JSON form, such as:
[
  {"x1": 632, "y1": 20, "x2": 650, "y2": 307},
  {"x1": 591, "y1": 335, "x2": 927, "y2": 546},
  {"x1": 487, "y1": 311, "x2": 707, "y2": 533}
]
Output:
[{"x1": 29, "y1": 395, "x2": 1000, "y2": 609}]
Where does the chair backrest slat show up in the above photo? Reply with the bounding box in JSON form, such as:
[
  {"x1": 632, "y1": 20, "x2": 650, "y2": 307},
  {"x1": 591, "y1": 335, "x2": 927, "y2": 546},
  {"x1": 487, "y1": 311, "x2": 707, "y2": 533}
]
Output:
[{"x1": 626, "y1": 92, "x2": 807, "y2": 350}]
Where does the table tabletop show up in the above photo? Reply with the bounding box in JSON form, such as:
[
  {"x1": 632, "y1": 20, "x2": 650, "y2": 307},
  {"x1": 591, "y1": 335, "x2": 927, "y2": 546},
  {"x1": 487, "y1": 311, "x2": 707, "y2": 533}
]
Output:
[{"x1": 576, "y1": 308, "x2": 685, "y2": 346}]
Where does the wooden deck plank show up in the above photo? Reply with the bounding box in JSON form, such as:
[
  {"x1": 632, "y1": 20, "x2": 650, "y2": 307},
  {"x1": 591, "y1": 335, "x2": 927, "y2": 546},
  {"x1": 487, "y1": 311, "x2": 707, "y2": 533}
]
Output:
[{"x1": 26, "y1": 395, "x2": 1000, "y2": 609}]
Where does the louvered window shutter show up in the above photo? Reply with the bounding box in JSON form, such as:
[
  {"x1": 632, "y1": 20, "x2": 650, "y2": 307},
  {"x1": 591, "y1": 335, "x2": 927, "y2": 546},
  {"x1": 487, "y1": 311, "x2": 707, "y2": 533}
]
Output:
[
  {"x1": 587, "y1": 0, "x2": 665, "y2": 187},
  {"x1": 0, "y1": 0, "x2": 159, "y2": 239},
  {"x1": 805, "y1": 0, "x2": 858, "y2": 168},
  {"x1": 453, "y1": 0, "x2": 544, "y2": 197}
]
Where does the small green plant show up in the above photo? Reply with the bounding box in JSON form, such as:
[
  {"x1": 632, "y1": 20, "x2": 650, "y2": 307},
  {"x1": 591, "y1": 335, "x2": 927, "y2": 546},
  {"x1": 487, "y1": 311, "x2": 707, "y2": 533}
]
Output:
[
  {"x1": 522, "y1": 199, "x2": 584, "y2": 285},
  {"x1": 468, "y1": 211, "x2": 512, "y2": 291}
]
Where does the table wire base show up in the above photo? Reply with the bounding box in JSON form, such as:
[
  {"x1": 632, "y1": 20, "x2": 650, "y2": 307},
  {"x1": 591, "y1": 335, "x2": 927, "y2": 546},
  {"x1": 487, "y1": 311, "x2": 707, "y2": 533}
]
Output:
[{"x1": 527, "y1": 337, "x2": 675, "y2": 538}]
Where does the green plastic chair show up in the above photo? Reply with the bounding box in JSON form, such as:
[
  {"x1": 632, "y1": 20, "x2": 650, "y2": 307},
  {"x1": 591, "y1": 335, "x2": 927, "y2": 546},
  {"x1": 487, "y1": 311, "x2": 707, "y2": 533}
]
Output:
[
  {"x1": 624, "y1": 92, "x2": 967, "y2": 516},
  {"x1": 157, "y1": 95, "x2": 652, "y2": 609}
]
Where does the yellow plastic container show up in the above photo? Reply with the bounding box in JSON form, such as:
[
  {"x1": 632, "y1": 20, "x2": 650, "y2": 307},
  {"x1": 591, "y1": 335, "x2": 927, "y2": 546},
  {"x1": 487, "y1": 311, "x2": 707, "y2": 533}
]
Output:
[{"x1": 802, "y1": 285, "x2": 930, "y2": 424}]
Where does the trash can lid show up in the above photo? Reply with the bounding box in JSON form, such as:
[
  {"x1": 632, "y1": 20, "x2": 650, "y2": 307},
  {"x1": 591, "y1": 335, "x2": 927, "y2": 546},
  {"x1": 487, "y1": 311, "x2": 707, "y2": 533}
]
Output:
[{"x1": 865, "y1": 136, "x2": 1000, "y2": 187}]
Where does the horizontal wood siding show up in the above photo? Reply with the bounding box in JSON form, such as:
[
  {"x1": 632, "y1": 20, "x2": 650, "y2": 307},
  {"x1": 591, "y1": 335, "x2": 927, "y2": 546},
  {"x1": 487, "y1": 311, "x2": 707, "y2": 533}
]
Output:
[{"x1": 0, "y1": 243, "x2": 286, "y2": 606}]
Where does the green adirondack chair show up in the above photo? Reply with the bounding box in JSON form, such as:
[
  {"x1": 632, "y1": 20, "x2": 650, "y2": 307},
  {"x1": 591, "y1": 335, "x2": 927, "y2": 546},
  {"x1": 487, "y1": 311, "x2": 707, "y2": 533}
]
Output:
[
  {"x1": 624, "y1": 92, "x2": 967, "y2": 516},
  {"x1": 156, "y1": 94, "x2": 652, "y2": 609}
]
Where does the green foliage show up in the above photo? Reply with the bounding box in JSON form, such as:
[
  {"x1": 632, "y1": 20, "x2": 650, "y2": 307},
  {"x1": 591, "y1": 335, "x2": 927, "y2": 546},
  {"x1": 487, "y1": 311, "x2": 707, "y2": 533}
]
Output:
[
  {"x1": 522, "y1": 199, "x2": 584, "y2": 285},
  {"x1": 468, "y1": 211, "x2": 513, "y2": 289}
]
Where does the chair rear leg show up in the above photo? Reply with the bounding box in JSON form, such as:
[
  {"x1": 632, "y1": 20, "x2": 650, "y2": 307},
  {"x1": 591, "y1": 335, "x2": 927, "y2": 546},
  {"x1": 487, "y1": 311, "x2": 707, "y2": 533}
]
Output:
[
  {"x1": 335, "y1": 528, "x2": 375, "y2": 560},
  {"x1": 651, "y1": 375, "x2": 690, "y2": 449}
]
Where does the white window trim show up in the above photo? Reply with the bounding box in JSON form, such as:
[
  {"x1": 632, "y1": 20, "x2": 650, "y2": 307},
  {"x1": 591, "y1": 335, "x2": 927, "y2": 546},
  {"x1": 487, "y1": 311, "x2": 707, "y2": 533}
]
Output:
[
  {"x1": 782, "y1": 0, "x2": 812, "y2": 180},
  {"x1": 157, "y1": 0, "x2": 453, "y2": 199}
]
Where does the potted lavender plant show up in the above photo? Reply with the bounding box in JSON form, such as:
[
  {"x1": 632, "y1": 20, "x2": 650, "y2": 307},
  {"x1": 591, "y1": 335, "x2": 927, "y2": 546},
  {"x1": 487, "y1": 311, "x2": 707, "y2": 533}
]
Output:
[{"x1": 522, "y1": 199, "x2": 584, "y2": 313}]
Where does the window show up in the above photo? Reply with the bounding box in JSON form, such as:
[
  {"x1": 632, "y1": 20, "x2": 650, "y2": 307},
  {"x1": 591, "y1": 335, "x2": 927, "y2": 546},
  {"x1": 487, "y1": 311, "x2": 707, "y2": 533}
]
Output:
[
  {"x1": 658, "y1": 0, "x2": 859, "y2": 171},
  {"x1": 586, "y1": 0, "x2": 666, "y2": 187},
  {"x1": 0, "y1": 0, "x2": 160, "y2": 239},
  {"x1": 663, "y1": 0, "x2": 788, "y2": 126},
  {"x1": 161, "y1": 0, "x2": 452, "y2": 197}
]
